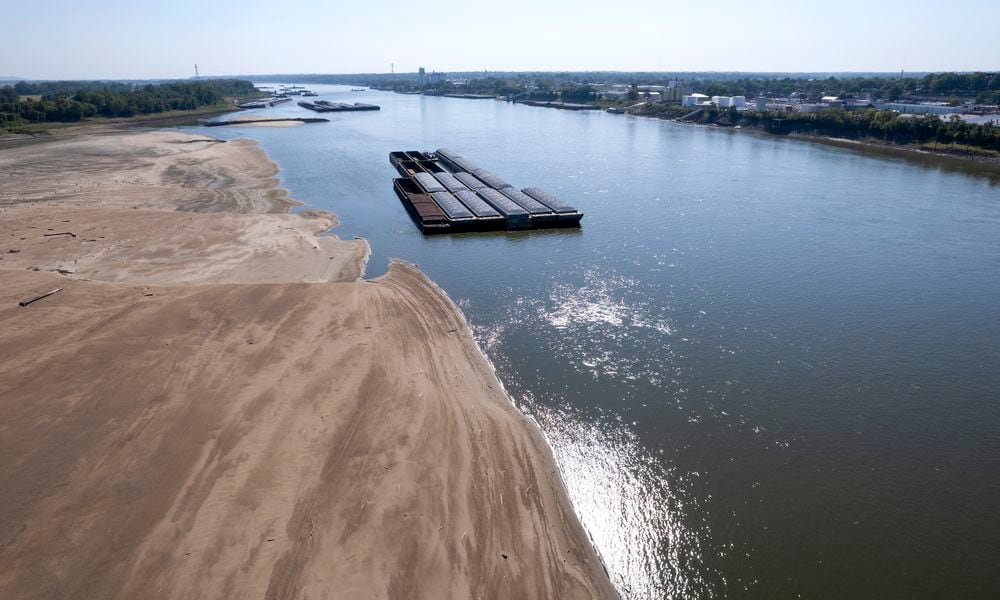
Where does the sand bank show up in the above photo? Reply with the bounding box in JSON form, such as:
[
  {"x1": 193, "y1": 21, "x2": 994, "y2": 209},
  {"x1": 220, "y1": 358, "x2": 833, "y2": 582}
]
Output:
[
  {"x1": 0, "y1": 206, "x2": 364, "y2": 284},
  {"x1": 0, "y1": 130, "x2": 616, "y2": 599},
  {"x1": 1, "y1": 131, "x2": 298, "y2": 213}
]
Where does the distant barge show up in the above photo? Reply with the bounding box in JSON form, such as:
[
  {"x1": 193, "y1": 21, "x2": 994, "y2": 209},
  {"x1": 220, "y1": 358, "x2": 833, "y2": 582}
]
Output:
[
  {"x1": 205, "y1": 117, "x2": 329, "y2": 127},
  {"x1": 517, "y1": 100, "x2": 599, "y2": 111},
  {"x1": 237, "y1": 97, "x2": 294, "y2": 109},
  {"x1": 298, "y1": 101, "x2": 380, "y2": 112},
  {"x1": 390, "y1": 148, "x2": 583, "y2": 234}
]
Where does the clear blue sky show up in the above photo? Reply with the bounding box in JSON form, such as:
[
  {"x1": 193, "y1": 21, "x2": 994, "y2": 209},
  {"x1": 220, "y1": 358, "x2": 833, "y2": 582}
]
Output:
[{"x1": 4, "y1": 0, "x2": 998, "y2": 79}]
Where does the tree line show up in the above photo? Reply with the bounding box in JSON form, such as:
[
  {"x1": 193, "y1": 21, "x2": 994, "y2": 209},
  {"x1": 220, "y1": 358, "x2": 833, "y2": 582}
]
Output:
[
  {"x1": 1, "y1": 79, "x2": 258, "y2": 127},
  {"x1": 686, "y1": 73, "x2": 1000, "y2": 104},
  {"x1": 381, "y1": 72, "x2": 999, "y2": 105}
]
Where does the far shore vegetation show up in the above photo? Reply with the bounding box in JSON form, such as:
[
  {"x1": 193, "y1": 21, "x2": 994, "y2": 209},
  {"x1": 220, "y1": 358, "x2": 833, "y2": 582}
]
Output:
[{"x1": 0, "y1": 79, "x2": 258, "y2": 131}]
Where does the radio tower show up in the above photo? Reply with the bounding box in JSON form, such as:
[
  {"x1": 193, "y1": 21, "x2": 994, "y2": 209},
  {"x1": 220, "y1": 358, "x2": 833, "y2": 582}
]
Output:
[{"x1": 194, "y1": 64, "x2": 200, "y2": 79}]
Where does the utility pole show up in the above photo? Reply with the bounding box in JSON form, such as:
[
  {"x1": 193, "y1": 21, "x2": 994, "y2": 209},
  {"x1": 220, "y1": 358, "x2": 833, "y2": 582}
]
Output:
[{"x1": 194, "y1": 64, "x2": 200, "y2": 79}]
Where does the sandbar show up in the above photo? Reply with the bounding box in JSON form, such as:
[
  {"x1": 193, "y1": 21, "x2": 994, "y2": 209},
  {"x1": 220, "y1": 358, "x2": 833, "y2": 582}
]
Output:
[{"x1": 0, "y1": 130, "x2": 617, "y2": 599}]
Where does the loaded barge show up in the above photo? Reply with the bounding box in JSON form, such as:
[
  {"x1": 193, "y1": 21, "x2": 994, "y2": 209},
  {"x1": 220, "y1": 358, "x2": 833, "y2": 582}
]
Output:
[
  {"x1": 390, "y1": 148, "x2": 583, "y2": 234},
  {"x1": 298, "y1": 101, "x2": 380, "y2": 112}
]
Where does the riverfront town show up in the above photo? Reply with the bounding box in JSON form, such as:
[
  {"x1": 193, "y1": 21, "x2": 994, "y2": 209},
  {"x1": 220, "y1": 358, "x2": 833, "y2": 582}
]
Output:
[{"x1": 381, "y1": 67, "x2": 1000, "y2": 123}]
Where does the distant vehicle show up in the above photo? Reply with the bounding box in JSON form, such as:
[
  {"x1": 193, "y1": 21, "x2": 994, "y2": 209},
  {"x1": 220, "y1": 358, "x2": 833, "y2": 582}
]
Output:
[{"x1": 351, "y1": 88, "x2": 366, "y2": 92}]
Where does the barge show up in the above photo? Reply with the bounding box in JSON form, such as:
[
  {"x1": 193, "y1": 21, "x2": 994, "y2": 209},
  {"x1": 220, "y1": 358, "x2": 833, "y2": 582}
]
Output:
[
  {"x1": 389, "y1": 148, "x2": 583, "y2": 234},
  {"x1": 299, "y1": 101, "x2": 381, "y2": 112}
]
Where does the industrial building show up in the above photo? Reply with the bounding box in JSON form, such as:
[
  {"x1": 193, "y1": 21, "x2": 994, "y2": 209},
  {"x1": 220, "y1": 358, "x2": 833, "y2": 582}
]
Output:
[{"x1": 875, "y1": 102, "x2": 963, "y2": 116}]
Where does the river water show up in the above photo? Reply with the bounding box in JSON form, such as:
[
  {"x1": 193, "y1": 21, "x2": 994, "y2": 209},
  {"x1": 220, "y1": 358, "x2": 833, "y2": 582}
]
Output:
[{"x1": 191, "y1": 84, "x2": 1000, "y2": 599}]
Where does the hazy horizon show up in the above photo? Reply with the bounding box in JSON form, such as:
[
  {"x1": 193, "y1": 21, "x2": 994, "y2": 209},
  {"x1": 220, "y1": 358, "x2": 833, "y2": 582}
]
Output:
[
  {"x1": 4, "y1": 0, "x2": 999, "y2": 80},
  {"x1": 0, "y1": 70, "x2": 972, "y2": 83}
]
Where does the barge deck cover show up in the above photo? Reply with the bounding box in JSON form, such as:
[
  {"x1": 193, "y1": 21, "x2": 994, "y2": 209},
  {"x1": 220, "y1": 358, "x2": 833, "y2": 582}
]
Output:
[
  {"x1": 454, "y1": 190, "x2": 501, "y2": 218},
  {"x1": 432, "y1": 172, "x2": 470, "y2": 194},
  {"x1": 453, "y1": 172, "x2": 489, "y2": 190},
  {"x1": 435, "y1": 149, "x2": 483, "y2": 174},
  {"x1": 476, "y1": 188, "x2": 529, "y2": 217},
  {"x1": 431, "y1": 191, "x2": 476, "y2": 220},
  {"x1": 521, "y1": 187, "x2": 579, "y2": 213},
  {"x1": 499, "y1": 187, "x2": 556, "y2": 215},
  {"x1": 471, "y1": 169, "x2": 512, "y2": 190},
  {"x1": 413, "y1": 172, "x2": 446, "y2": 193}
]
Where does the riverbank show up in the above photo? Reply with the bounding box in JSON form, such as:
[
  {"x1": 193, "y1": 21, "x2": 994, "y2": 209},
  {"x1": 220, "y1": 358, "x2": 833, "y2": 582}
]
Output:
[
  {"x1": 0, "y1": 130, "x2": 617, "y2": 599},
  {"x1": 792, "y1": 133, "x2": 1000, "y2": 170},
  {"x1": 627, "y1": 105, "x2": 1000, "y2": 171}
]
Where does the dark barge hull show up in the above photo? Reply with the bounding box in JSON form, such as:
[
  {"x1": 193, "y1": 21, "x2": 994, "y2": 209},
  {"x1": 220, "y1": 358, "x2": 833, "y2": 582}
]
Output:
[
  {"x1": 389, "y1": 151, "x2": 424, "y2": 177},
  {"x1": 393, "y1": 178, "x2": 449, "y2": 234},
  {"x1": 390, "y1": 151, "x2": 446, "y2": 178}
]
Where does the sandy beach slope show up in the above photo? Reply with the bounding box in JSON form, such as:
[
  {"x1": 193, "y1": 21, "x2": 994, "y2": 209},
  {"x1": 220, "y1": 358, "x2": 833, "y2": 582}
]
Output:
[{"x1": 0, "y1": 130, "x2": 617, "y2": 599}]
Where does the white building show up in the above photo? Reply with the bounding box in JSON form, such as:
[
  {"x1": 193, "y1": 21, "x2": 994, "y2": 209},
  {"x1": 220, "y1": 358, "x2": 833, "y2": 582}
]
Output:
[
  {"x1": 711, "y1": 96, "x2": 746, "y2": 108},
  {"x1": 682, "y1": 93, "x2": 710, "y2": 107}
]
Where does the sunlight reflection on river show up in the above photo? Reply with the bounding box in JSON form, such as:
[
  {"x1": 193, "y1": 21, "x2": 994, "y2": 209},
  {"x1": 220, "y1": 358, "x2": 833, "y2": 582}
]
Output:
[
  {"x1": 518, "y1": 394, "x2": 709, "y2": 599},
  {"x1": 466, "y1": 274, "x2": 716, "y2": 598}
]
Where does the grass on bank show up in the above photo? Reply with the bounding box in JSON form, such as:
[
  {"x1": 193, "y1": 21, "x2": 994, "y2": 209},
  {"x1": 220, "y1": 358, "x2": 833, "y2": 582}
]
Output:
[{"x1": 913, "y1": 141, "x2": 1000, "y2": 157}]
